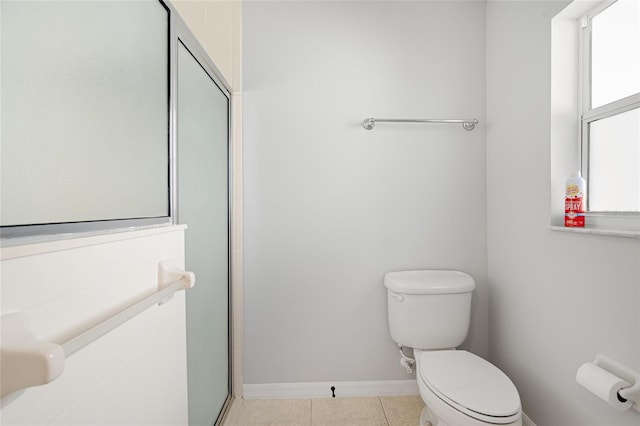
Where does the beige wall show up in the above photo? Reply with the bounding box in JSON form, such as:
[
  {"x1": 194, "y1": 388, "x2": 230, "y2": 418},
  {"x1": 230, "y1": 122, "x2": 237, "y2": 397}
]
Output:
[{"x1": 171, "y1": 0, "x2": 242, "y2": 91}]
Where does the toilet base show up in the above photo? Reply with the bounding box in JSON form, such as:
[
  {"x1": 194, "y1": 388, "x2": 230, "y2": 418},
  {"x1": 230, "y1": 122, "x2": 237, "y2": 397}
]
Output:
[
  {"x1": 420, "y1": 405, "x2": 454, "y2": 426},
  {"x1": 420, "y1": 405, "x2": 436, "y2": 426},
  {"x1": 419, "y1": 402, "x2": 521, "y2": 426}
]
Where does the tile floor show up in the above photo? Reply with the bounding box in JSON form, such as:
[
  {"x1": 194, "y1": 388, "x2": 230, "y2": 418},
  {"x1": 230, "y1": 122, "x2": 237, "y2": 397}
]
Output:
[{"x1": 223, "y1": 395, "x2": 425, "y2": 426}]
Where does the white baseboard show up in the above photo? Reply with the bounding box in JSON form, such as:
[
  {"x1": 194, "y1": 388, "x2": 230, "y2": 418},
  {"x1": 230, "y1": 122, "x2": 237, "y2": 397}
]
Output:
[
  {"x1": 244, "y1": 381, "x2": 535, "y2": 426},
  {"x1": 522, "y1": 412, "x2": 536, "y2": 426},
  {"x1": 243, "y1": 380, "x2": 419, "y2": 400}
]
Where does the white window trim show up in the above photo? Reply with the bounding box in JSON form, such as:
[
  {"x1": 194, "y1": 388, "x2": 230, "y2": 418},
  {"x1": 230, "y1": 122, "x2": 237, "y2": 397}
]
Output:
[
  {"x1": 577, "y1": 0, "x2": 640, "y2": 232},
  {"x1": 550, "y1": 0, "x2": 640, "y2": 238}
]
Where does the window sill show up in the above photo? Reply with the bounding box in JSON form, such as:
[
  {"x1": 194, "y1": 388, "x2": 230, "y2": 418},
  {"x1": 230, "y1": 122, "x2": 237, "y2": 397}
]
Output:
[{"x1": 548, "y1": 226, "x2": 640, "y2": 239}]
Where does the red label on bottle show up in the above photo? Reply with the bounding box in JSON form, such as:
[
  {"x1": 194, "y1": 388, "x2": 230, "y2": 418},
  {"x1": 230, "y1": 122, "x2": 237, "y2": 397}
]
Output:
[{"x1": 564, "y1": 196, "x2": 585, "y2": 227}]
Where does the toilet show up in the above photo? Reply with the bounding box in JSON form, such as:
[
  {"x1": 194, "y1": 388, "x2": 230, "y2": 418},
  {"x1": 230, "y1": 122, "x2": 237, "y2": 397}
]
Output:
[{"x1": 384, "y1": 270, "x2": 522, "y2": 426}]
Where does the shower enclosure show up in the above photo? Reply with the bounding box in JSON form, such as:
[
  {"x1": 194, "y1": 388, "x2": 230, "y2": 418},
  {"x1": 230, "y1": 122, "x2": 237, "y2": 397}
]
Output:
[{"x1": 1, "y1": 2, "x2": 233, "y2": 423}]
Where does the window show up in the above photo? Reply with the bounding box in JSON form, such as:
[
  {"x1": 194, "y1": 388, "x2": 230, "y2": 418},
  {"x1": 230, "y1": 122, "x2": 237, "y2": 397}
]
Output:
[{"x1": 580, "y1": 0, "x2": 640, "y2": 224}]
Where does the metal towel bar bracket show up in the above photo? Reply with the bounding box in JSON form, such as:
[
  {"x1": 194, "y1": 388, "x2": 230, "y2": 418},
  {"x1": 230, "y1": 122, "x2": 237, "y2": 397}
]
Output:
[
  {"x1": 362, "y1": 117, "x2": 479, "y2": 131},
  {"x1": 0, "y1": 261, "x2": 195, "y2": 401}
]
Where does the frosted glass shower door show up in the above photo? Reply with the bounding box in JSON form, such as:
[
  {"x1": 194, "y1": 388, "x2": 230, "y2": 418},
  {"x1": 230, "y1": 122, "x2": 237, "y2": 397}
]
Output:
[{"x1": 177, "y1": 42, "x2": 230, "y2": 425}]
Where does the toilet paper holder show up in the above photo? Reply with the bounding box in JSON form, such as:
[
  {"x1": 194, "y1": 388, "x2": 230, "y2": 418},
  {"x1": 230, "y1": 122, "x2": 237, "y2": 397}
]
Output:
[{"x1": 579, "y1": 353, "x2": 640, "y2": 413}]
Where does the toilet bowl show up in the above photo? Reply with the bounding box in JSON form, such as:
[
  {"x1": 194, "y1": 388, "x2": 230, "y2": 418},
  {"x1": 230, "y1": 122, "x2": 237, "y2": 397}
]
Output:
[
  {"x1": 415, "y1": 349, "x2": 521, "y2": 426},
  {"x1": 384, "y1": 270, "x2": 522, "y2": 426}
]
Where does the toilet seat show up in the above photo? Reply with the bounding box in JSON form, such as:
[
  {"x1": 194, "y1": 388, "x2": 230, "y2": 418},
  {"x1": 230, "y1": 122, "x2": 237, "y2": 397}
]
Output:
[{"x1": 418, "y1": 350, "x2": 521, "y2": 424}]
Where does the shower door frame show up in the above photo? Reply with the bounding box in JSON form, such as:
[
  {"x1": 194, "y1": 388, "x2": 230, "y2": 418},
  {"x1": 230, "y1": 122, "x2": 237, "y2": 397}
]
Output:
[{"x1": 168, "y1": 4, "x2": 234, "y2": 425}]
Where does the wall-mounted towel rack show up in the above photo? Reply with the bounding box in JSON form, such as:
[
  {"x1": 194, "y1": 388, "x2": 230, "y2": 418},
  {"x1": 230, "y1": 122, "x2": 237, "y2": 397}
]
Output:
[
  {"x1": 362, "y1": 118, "x2": 479, "y2": 131},
  {"x1": 0, "y1": 261, "x2": 195, "y2": 400}
]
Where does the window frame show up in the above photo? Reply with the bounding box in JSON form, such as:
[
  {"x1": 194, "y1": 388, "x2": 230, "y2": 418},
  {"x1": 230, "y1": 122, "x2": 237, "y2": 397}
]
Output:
[{"x1": 579, "y1": 0, "x2": 640, "y2": 230}]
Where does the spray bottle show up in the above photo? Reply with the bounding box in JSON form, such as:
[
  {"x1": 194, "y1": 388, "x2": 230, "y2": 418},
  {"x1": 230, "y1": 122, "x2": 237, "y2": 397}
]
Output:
[{"x1": 564, "y1": 171, "x2": 586, "y2": 227}]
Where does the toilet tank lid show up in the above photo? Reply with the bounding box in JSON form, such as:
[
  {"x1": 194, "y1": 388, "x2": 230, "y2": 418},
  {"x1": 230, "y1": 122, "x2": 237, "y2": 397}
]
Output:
[{"x1": 384, "y1": 270, "x2": 475, "y2": 294}]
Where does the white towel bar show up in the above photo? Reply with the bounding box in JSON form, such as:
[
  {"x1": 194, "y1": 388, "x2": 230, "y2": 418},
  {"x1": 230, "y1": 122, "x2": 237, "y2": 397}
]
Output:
[{"x1": 0, "y1": 261, "x2": 195, "y2": 400}]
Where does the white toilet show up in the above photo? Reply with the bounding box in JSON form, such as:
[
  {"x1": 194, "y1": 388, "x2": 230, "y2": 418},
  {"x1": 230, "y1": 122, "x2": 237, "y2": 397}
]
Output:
[{"x1": 384, "y1": 270, "x2": 522, "y2": 426}]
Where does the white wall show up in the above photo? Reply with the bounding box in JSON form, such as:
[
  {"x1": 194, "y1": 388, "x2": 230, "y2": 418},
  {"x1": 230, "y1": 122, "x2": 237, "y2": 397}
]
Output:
[
  {"x1": 243, "y1": 1, "x2": 487, "y2": 386},
  {"x1": 486, "y1": 2, "x2": 640, "y2": 425},
  {"x1": 0, "y1": 228, "x2": 188, "y2": 425}
]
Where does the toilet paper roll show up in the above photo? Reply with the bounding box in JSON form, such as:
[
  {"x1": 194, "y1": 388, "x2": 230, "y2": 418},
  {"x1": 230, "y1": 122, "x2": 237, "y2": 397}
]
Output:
[{"x1": 576, "y1": 362, "x2": 633, "y2": 411}]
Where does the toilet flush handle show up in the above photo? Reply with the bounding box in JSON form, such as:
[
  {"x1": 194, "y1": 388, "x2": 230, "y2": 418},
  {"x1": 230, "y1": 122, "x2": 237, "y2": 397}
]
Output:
[{"x1": 389, "y1": 292, "x2": 404, "y2": 302}]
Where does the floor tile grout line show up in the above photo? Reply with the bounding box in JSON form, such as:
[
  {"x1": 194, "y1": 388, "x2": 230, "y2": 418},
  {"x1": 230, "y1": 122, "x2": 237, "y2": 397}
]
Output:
[
  {"x1": 377, "y1": 396, "x2": 391, "y2": 426},
  {"x1": 226, "y1": 395, "x2": 423, "y2": 426}
]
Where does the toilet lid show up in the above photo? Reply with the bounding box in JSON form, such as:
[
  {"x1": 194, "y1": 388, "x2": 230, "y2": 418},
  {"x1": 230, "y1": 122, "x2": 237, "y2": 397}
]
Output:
[{"x1": 418, "y1": 350, "x2": 521, "y2": 423}]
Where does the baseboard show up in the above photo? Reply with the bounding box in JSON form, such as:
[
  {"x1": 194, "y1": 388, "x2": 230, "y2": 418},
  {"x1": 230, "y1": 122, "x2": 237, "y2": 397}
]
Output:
[
  {"x1": 243, "y1": 380, "x2": 419, "y2": 400},
  {"x1": 522, "y1": 412, "x2": 536, "y2": 426},
  {"x1": 244, "y1": 380, "x2": 536, "y2": 426}
]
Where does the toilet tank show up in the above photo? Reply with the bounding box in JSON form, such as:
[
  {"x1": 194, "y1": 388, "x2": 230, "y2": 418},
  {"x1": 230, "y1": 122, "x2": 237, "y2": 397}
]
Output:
[{"x1": 384, "y1": 270, "x2": 475, "y2": 350}]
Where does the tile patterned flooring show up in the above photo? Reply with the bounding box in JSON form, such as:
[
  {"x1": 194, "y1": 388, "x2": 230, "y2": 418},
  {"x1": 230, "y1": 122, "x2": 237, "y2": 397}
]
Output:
[{"x1": 224, "y1": 396, "x2": 425, "y2": 426}]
